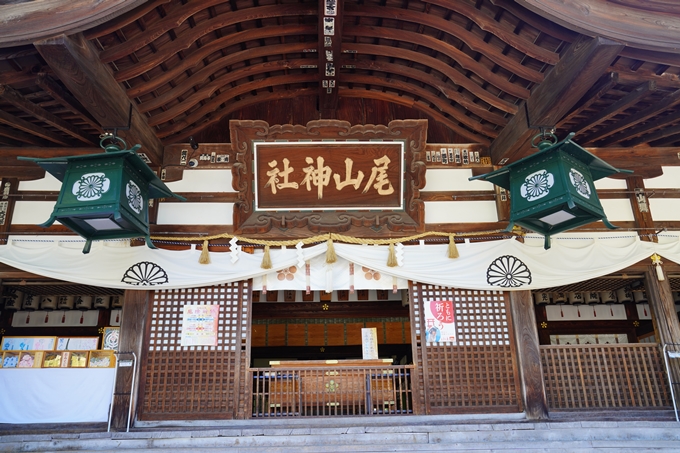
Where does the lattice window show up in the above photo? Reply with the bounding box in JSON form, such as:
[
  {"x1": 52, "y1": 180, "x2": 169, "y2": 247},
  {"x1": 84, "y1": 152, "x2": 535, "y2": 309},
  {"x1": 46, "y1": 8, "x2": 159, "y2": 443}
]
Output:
[
  {"x1": 140, "y1": 282, "x2": 250, "y2": 420},
  {"x1": 149, "y1": 284, "x2": 249, "y2": 352},
  {"x1": 417, "y1": 285, "x2": 509, "y2": 346},
  {"x1": 410, "y1": 283, "x2": 520, "y2": 413}
]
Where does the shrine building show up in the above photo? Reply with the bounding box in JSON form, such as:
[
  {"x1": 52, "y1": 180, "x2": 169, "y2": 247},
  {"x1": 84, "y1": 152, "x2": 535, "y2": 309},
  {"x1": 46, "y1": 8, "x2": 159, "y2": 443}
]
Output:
[{"x1": 1, "y1": 0, "x2": 680, "y2": 435}]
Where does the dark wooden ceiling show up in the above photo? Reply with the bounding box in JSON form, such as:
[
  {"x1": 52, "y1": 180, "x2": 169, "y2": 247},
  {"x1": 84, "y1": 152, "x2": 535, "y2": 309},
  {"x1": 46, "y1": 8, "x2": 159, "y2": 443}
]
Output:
[{"x1": 1, "y1": 0, "x2": 680, "y2": 177}]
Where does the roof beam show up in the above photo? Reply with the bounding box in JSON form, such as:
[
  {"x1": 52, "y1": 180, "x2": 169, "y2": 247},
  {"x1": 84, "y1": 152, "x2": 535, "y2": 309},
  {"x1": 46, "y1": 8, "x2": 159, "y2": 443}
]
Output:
[
  {"x1": 33, "y1": 33, "x2": 163, "y2": 164},
  {"x1": 0, "y1": 83, "x2": 97, "y2": 145},
  {"x1": 516, "y1": 0, "x2": 680, "y2": 53},
  {"x1": 0, "y1": 0, "x2": 145, "y2": 47},
  {"x1": 318, "y1": 0, "x2": 343, "y2": 118},
  {"x1": 586, "y1": 147, "x2": 676, "y2": 179},
  {"x1": 489, "y1": 35, "x2": 624, "y2": 165}
]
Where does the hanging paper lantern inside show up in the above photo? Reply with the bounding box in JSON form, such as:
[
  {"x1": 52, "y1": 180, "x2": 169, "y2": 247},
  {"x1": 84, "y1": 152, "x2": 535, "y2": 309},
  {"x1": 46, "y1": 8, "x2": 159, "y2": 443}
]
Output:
[{"x1": 470, "y1": 132, "x2": 631, "y2": 249}]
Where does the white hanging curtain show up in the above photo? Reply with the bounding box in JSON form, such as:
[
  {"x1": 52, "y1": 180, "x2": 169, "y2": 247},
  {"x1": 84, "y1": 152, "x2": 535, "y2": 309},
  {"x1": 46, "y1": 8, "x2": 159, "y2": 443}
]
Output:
[{"x1": 0, "y1": 233, "x2": 679, "y2": 291}]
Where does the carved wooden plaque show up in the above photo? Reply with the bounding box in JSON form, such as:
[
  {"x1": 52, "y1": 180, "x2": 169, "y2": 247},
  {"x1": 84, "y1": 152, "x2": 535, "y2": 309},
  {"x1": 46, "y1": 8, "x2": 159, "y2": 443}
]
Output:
[{"x1": 231, "y1": 120, "x2": 427, "y2": 234}]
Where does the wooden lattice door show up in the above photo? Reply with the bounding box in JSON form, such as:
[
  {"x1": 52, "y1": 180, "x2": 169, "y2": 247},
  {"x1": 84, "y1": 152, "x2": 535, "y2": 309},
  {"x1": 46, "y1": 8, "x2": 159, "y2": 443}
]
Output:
[
  {"x1": 138, "y1": 282, "x2": 251, "y2": 420},
  {"x1": 409, "y1": 282, "x2": 522, "y2": 414}
]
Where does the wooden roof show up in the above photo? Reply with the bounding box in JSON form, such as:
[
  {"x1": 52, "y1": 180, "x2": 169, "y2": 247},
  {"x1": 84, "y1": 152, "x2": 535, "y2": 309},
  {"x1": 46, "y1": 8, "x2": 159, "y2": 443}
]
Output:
[{"x1": 1, "y1": 0, "x2": 680, "y2": 178}]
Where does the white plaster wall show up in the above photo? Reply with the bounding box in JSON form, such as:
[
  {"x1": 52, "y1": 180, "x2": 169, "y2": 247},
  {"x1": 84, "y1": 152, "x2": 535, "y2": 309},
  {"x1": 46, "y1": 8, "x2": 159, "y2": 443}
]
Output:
[
  {"x1": 156, "y1": 202, "x2": 233, "y2": 225},
  {"x1": 11, "y1": 201, "x2": 56, "y2": 224},
  {"x1": 649, "y1": 198, "x2": 680, "y2": 221},
  {"x1": 18, "y1": 174, "x2": 62, "y2": 191},
  {"x1": 422, "y1": 168, "x2": 493, "y2": 192},
  {"x1": 644, "y1": 166, "x2": 680, "y2": 189},
  {"x1": 594, "y1": 177, "x2": 627, "y2": 190},
  {"x1": 600, "y1": 199, "x2": 635, "y2": 222},
  {"x1": 424, "y1": 200, "x2": 498, "y2": 223},
  {"x1": 164, "y1": 169, "x2": 234, "y2": 193}
]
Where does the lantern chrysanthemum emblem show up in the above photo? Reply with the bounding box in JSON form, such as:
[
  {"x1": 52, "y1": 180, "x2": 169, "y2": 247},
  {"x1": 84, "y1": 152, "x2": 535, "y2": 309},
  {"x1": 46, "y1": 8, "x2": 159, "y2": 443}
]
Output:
[
  {"x1": 487, "y1": 255, "x2": 532, "y2": 288},
  {"x1": 72, "y1": 173, "x2": 110, "y2": 201},
  {"x1": 520, "y1": 170, "x2": 554, "y2": 202},
  {"x1": 126, "y1": 180, "x2": 143, "y2": 214},
  {"x1": 569, "y1": 168, "x2": 591, "y2": 199},
  {"x1": 121, "y1": 261, "x2": 168, "y2": 286}
]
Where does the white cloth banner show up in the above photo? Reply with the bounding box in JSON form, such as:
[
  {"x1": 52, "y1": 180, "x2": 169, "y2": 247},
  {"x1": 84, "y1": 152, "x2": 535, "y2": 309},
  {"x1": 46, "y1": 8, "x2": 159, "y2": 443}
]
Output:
[
  {"x1": 0, "y1": 233, "x2": 679, "y2": 291},
  {"x1": 0, "y1": 368, "x2": 115, "y2": 423}
]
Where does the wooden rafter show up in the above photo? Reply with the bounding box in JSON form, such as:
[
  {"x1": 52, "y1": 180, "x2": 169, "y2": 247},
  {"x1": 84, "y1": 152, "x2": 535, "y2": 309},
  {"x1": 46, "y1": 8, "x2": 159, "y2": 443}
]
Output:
[
  {"x1": 571, "y1": 81, "x2": 656, "y2": 136},
  {"x1": 586, "y1": 88, "x2": 680, "y2": 146},
  {"x1": 114, "y1": 23, "x2": 316, "y2": 84},
  {"x1": 35, "y1": 74, "x2": 102, "y2": 133},
  {"x1": 344, "y1": 24, "x2": 541, "y2": 90},
  {"x1": 344, "y1": 59, "x2": 510, "y2": 126},
  {"x1": 557, "y1": 72, "x2": 618, "y2": 128},
  {"x1": 0, "y1": 84, "x2": 97, "y2": 145},
  {"x1": 0, "y1": 124, "x2": 50, "y2": 147},
  {"x1": 345, "y1": 43, "x2": 520, "y2": 113},
  {"x1": 97, "y1": 3, "x2": 317, "y2": 64},
  {"x1": 144, "y1": 58, "x2": 314, "y2": 124},
  {"x1": 126, "y1": 41, "x2": 313, "y2": 99},
  {"x1": 34, "y1": 33, "x2": 163, "y2": 164},
  {"x1": 489, "y1": 35, "x2": 624, "y2": 164},
  {"x1": 0, "y1": 109, "x2": 75, "y2": 147},
  {"x1": 623, "y1": 115, "x2": 680, "y2": 147},
  {"x1": 344, "y1": 5, "x2": 558, "y2": 72}
]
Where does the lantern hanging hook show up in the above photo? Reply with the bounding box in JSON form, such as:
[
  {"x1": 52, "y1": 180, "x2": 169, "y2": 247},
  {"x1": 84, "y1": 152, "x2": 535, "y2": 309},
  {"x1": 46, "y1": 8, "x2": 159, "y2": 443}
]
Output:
[
  {"x1": 99, "y1": 103, "x2": 134, "y2": 153},
  {"x1": 99, "y1": 132, "x2": 128, "y2": 153},
  {"x1": 531, "y1": 127, "x2": 558, "y2": 151}
]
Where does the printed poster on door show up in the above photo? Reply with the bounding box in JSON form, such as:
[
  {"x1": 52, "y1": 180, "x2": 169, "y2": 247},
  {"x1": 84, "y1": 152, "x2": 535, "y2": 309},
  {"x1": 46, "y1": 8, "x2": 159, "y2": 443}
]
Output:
[
  {"x1": 181, "y1": 305, "x2": 220, "y2": 346},
  {"x1": 424, "y1": 300, "x2": 456, "y2": 344}
]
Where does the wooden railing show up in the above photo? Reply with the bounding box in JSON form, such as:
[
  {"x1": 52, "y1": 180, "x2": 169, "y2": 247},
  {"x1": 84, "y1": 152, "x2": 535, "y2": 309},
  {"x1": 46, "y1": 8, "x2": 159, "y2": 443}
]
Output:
[
  {"x1": 540, "y1": 344, "x2": 671, "y2": 410},
  {"x1": 249, "y1": 365, "x2": 414, "y2": 417}
]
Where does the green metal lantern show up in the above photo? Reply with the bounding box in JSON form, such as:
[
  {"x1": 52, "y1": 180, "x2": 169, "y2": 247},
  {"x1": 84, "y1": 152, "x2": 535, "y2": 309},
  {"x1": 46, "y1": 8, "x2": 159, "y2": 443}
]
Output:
[
  {"x1": 471, "y1": 132, "x2": 631, "y2": 249},
  {"x1": 19, "y1": 135, "x2": 185, "y2": 253}
]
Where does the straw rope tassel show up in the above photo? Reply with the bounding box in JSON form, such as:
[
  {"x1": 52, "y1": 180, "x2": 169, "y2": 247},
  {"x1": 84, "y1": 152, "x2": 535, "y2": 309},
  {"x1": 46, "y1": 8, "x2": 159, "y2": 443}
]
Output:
[
  {"x1": 261, "y1": 245, "x2": 272, "y2": 269},
  {"x1": 387, "y1": 243, "x2": 398, "y2": 267},
  {"x1": 448, "y1": 234, "x2": 459, "y2": 259},
  {"x1": 198, "y1": 240, "x2": 211, "y2": 264},
  {"x1": 326, "y1": 238, "x2": 337, "y2": 264}
]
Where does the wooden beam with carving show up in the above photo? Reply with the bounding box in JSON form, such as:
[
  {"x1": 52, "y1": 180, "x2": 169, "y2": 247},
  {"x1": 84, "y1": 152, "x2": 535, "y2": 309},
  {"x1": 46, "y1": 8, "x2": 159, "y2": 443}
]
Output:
[
  {"x1": 33, "y1": 33, "x2": 163, "y2": 165},
  {"x1": 0, "y1": 84, "x2": 97, "y2": 145},
  {"x1": 489, "y1": 36, "x2": 624, "y2": 165}
]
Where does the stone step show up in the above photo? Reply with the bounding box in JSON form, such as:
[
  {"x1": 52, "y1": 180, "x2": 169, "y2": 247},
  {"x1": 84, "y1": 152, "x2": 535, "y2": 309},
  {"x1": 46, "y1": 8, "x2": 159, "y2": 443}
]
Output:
[{"x1": 3, "y1": 421, "x2": 680, "y2": 452}]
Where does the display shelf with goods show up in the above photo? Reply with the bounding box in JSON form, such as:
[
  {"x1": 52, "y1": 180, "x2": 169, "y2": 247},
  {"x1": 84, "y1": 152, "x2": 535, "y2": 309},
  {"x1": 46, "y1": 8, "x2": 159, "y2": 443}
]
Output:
[{"x1": 88, "y1": 350, "x2": 115, "y2": 368}]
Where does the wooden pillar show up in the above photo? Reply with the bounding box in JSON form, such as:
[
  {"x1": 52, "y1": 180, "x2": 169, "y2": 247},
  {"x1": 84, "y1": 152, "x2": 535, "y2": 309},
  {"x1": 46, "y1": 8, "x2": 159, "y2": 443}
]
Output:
[
  {"x1": 109, "y1": 290, "x2": 151, "y2": 431},
  {"x1": 645, "y1": 265, "x2": 680, "y2": 347},
  {"x1": 509, "y1": 290, "x2": 549, "y2": 419}
]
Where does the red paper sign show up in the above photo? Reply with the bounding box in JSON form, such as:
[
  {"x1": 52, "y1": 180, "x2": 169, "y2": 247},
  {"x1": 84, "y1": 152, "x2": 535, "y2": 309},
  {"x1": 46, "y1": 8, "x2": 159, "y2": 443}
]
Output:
[{"x1": 429, "y1": 300, "x2": 454, "y2": 324}]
